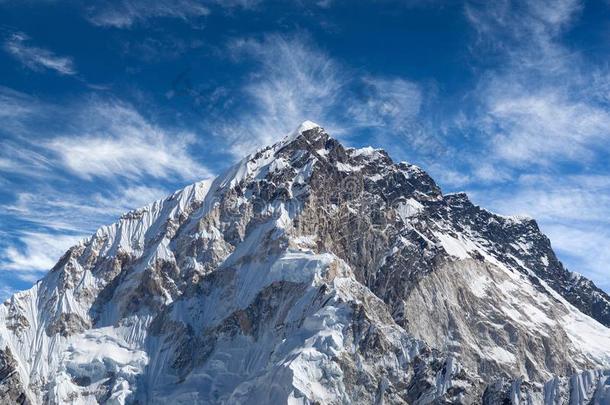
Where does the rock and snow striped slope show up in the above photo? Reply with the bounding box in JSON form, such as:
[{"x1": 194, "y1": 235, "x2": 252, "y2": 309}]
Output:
[{"x1": 1, "y1": 122, "x2": 609, "y2": 404}]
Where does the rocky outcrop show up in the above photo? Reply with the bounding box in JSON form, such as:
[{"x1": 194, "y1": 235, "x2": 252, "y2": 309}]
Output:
[
  {"x1": 0, "y1": 348, "x2": 30, "y2": 404},
  {"x1": 0, "y1": 121, "x2": 608, "y2": 404}
]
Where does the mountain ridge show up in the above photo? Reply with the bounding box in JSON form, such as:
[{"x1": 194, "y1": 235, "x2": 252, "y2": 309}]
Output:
[{"x1": 1, "y1": 122, "x2": 609, "y2": 404}]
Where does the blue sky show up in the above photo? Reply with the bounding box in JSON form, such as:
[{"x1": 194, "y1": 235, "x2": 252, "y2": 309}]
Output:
[{"x1": 0, "y1": 0, "x2": 609, "y2": 299}]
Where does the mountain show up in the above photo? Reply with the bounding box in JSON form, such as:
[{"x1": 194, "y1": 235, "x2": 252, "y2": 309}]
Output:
[{"x1": 1, "y1": 121, "x2": 610, "y2": 404}]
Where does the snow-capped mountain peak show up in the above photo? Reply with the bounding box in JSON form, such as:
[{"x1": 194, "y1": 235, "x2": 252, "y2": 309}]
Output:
[{"x1": 1, "y1": 123, "x2": 610, "y2": 404}]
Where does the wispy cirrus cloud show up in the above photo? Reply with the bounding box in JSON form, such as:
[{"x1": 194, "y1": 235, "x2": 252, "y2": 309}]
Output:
[
  {"x1": 0, "y1": 87, "x2": 56, "y2": 178},
  {"x1": 0, "y1": 85, "x2": 38, "y2": 118},
  {"x1": 86, "y1": 0, "x2": 261, "y2": 28},
  {"x1": 0, "y1": 33, "x2": 431, "y2": 284},
  {"x1": 542, "y1": 224, "x2": 610, "y2": 292},
  {"x1": 0, "y1": 231, "x2": 83, "y2": 282},
  {"x1": 216, "y1": 34, "x2": 435, "y2": 159},
  {"x1": 0, "y1": 96, "x2": 208, "y2": 234},
  {"x1": 0, "y1": 88, "x2": 211, "y2": 287},
  {"x1": 474, "y1": 174, "x2": 610, "y2": 225},
  {"x1": 47, "y1": 100, "x2": 210, "y2": 181},
  {"x1": 86, "y1": 0, "x2": 210, "y2": 28},
  {"x1": 461, "y1": 0, "x2": 607, "y2": 174},
  {"x1": 464, "y1": 0, "x2": 582, "y2": 75},
  {"x1": 449, "y1": 0, "x2": 610, "y2": 290},
  {"x1": 5, "y1": 184, "x2": 170, "y2": 233},
  {"x1": 347, "y1": 76, "x2": 422, "y2": 129},
  {"x1": 480, "y1": 85, "x2": 610, "y2": 166},
  {"x1": 3, "y1": 32, "x2": 76, "y2": 75},
  {"x1": 221, "y1": 34, "x2": 345, "y2": 154},
  {"x1": 0, "y1": 90, "x2": 210, "y2": 183}
]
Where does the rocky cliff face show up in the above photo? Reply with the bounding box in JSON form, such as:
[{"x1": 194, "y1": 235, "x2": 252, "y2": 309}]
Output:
[{"x1": 1, "y1": 122, "x2": 609, "y2": 404}]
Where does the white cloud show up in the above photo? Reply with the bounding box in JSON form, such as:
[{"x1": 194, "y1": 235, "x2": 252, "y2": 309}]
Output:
[
  {"x1": 482, "y1": 88, "x2": 610, "y2": 166},
  {"x1": 0, "y1": 86, "x2": 38, "y2": 119},
  {"x1": 0, "y1": 181, "x2": 179, "y2": 286},
  {"x1": 6, "y1": 184, "x2": 171, "y2": 233},
  {"x1": 465, "y1": 0, "x2": 581, "y2": 68},
  {"x1": 1, "y1": 231, "x2": 83, "y2": 281},
  {"x1": 0, "y1": 139, "x2": 54, "y2": 178},
  {"x1": 86, "y1": 0, "x2": 211, "y2": 28},
  {"x1": 347, "y1": 76, "x2": 422, "y2": 128},
  {"x1": 591, "y1": 70, "x2": 610, "y2": 105},
  {"x1": 0, "y1": 88, "x2": 57, "y2": 178},
  {"x1": 0, "y1": 91, "x2": 209, "y2": 283},
  {"x1": 93, "y1": 184, "x2": 170, "y2": 212},
  {"x1": 429, "y1": 165, "x2": 471, "y2": 188},
  {"x1": 223, "y1": 34, "x2": 345, "y2": 155},
  {"x1": 542, "y1": 224, "x2": 610, "y2": 292},
  {"x1": 4, "y1": 32, "x2": 76, "y2": 75},
  {"x1": 0, "y1": 89, "x2": 210, "y2": 183},
  {"x1": 218, "y1": 34, "x2": 428, "y2": 157},
  {"x1": 85, "y1": 0, "x2": 261, "y2": 28},
  {"x1": 46, "y1": 100, "x2": 210, "y2": 181},
  {"x1": 461, "y1": 0, "x2": 610, "y2": 173},
  {"x1": 477, "y1": 179, "x2": 610, "y2": 225}
]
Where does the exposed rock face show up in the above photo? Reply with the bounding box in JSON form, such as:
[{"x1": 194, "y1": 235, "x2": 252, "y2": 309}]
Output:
[
  {"x1": 0, "y1": 121, "x2": 609, "y2": 404},
  {"x1": 438, "y1": 193, "x2": 610, "y2": 328},
  {"x1": 0, "y1": 347, "x2": 30, "y2": 404}
]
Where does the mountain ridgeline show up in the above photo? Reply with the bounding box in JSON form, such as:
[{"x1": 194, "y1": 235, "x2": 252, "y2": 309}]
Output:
[{"x1": 1, "y1": 122, "x2": 610, "y2": 404}]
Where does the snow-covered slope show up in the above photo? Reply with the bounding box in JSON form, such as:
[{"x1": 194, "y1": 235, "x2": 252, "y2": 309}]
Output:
[{"x1": 1, "y1": 122, "x2": 610, "y2": 404}]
